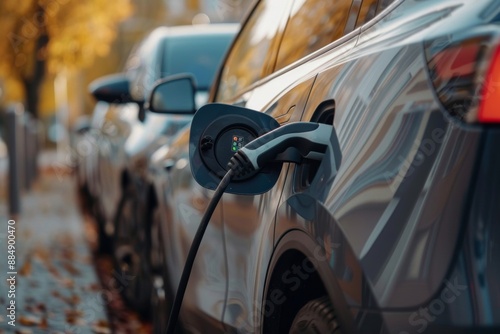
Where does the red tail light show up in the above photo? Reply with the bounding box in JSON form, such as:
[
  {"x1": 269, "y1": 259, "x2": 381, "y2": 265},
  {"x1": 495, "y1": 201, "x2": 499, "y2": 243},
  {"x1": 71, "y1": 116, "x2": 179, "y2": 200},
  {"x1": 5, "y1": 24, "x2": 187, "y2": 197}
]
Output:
[
  {"x1": 425, "y1": 33, "x2": 500, "y2": 124},
  {"x1": 478, "y1": 45, "x2": 500, "y2": 123}
]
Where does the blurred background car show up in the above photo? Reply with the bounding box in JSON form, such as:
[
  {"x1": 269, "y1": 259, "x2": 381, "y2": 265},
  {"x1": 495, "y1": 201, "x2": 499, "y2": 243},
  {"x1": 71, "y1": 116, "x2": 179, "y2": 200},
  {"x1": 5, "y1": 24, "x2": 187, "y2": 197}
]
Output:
[
  {"x1": 88, "y1": 23, "x2": 237, "y2": 317},
  {"x1": 148, "y1": 0, "x2": 500, "y2": 333},
  {"x1": 0, "y1": 134, "x2": 6, "y2": 158},
  {"x1": 73, "y1": 101, "x2": 110, "y2": 207},
  {"x1": 0, "y1": 131, "x2": 6, "y2": 183}
]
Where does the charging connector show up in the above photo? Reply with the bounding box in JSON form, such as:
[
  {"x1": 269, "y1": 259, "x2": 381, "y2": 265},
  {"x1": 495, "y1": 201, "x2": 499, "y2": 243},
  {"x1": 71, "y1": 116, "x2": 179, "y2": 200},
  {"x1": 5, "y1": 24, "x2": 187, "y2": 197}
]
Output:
[{"x1": 229, "y1": 122, "x2": 333, "y2": 173}]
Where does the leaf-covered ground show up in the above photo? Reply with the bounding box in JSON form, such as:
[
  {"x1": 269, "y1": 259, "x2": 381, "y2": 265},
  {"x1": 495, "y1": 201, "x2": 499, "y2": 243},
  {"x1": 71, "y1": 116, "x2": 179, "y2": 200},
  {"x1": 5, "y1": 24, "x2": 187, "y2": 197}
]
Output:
[{"x1": 0, "y1": 155, "x2": 150, "y2": 333}]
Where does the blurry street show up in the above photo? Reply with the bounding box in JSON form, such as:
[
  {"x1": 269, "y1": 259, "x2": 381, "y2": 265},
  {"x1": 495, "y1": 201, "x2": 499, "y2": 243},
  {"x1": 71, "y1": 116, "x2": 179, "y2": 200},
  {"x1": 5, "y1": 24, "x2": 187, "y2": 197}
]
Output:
[
  {"x1": 0, "y1": 152, "x2": 110, "y2": 334},
  {"x1": 0, "y1": 152, "x2": 148, "y2": 334}
]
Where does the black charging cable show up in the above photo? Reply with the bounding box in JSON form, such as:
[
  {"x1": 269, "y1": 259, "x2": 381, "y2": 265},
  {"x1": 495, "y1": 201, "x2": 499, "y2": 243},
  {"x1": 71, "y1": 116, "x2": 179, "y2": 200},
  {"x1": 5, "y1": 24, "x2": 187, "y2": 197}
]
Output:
[
  {"x1": 166, "y1": 151, "x2": 259, "y2": 333},
  {"x1": 166, "y1": 167, "x2": 235, "y2": 334}
]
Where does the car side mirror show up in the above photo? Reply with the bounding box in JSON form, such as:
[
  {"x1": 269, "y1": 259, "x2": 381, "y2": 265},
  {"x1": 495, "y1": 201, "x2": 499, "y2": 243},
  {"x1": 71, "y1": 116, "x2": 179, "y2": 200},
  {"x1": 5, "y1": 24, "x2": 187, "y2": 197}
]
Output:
[
  {"x1": 89, "y1": 73, "x2": 141, "y2": 104},
  {"x1": 147, "y1": 74, "x2": 197, "y2": 114}
]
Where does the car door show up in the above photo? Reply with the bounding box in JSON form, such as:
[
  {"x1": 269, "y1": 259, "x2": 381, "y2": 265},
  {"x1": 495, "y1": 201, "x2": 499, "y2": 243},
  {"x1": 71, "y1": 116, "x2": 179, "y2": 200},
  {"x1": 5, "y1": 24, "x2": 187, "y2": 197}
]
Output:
[
  {"x1": 274, "y1": 0, "x2": 483, "y2": 325},
  {"x1": 218, "y1": 0, "x2": 361, "y2": 331}
]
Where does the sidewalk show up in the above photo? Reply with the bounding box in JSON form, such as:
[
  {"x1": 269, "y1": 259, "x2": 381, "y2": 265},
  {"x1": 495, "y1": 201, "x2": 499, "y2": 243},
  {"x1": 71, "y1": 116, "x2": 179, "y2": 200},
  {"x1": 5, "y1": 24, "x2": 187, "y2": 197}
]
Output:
[{"x1": 0, "y1": 152, "x2": 111, "y2": 334}]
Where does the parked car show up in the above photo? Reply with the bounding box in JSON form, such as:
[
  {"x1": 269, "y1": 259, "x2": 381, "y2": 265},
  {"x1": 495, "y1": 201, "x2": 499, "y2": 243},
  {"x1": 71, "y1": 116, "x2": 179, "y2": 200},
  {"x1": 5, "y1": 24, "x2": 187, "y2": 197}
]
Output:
[
  {"x1": 0, "y1": 132, "x2": 7, "y2": 177},
  {"x1": 147, "y1": 0, "x2": 500, "y2": 333},
  {"x1": 0, "y1": 131, "x2": 7, "y2": 159},
  {"x1": 72, "y1": 102, "x2": 111, "y2": 213},
  {"x1": 77, "y1": 34, "x2": 148, "y2": 252},
  {"x1": 90, "y1": 24, "x2": 237, "y2": 315}
]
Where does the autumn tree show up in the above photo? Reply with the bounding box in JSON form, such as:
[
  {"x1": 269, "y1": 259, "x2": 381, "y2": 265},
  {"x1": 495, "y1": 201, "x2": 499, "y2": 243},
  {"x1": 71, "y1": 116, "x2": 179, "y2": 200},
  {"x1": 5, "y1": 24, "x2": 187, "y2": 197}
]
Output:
[{"x1": 0, "y1": 0, "x2": 132, "y2": 118}]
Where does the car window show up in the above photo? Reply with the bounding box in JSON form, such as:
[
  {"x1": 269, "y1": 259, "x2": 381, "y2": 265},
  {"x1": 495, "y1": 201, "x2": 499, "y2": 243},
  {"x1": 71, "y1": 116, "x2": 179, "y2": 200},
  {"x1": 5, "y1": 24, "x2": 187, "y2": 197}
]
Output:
[
  {"x1": 126, "y1": 30, "x2": 164, "y2": 102},
  {"x1": 215, "y1": 0, "x2": 291, "y2": 102},
  {"x1": 377, "y1": 0, "x2": 396, "y2": 14},
  {"x1": 162, "y1": 33, "x2": 234, "y2": 91},
  {"x1": 274, "y1": 0, "x2": 354, "y2": 71},
  {"x1": 356, "y1": 0, "x2": 379, "y2": 27}
]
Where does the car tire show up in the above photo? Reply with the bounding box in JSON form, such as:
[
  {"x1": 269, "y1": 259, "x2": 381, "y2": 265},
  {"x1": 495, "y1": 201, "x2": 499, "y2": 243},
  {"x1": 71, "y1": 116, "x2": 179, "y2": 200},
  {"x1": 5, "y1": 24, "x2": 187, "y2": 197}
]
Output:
[
  {"x1": 113, "y1": 189, "x2": 136, "y2": 301},
  {"x1": 289, "y1": 297, "x2": 341, "y2": 334},
  {"x1": 150, "y1": 206, "x2": 171, "y2": 334},
  {"x1": 92, "y1": 200, "x2": 113, "y2": 254},
  {"x1": 75, "y1": 169, "x2": 91, "y2": 214},
  {"x1": 113, "y1": 188, "x2": 152, "y2": 318}
]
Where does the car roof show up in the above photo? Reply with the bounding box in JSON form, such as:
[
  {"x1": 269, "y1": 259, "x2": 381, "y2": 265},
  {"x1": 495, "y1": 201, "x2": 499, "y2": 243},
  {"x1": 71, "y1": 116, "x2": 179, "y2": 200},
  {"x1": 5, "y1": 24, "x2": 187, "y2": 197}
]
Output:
[
  {"x1": 126, "y1": 24, "x2": 239, "y2": 100},
  {"x1": 143, "y1": 23, "x2": 239, "y2": 45}
]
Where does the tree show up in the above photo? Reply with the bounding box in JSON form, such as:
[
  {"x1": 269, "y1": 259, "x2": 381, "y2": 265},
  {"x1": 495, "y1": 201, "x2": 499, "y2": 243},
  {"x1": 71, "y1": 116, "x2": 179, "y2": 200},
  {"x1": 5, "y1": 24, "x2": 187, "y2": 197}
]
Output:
[{"x1": 0, "y1": 0, "x2": 132, "y2": 118}]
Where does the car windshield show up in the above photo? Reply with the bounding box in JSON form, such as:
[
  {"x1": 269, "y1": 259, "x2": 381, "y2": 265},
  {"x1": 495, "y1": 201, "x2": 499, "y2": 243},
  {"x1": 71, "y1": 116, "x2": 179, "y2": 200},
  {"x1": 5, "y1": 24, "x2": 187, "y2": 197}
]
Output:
[{"x1": 162, "y1": 33, "x2": 233, "y2": 91}]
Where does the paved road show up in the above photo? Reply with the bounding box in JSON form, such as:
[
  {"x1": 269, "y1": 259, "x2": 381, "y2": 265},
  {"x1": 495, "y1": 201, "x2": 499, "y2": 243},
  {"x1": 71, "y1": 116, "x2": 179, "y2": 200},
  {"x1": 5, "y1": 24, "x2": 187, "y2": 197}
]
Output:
[{"x1": 0, "y1": 153, "x2": 111, "y2": 334}]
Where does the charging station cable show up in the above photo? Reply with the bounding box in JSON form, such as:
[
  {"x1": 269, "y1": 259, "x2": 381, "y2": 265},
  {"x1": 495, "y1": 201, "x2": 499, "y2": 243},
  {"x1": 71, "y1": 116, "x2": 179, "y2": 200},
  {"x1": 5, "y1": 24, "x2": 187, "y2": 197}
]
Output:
[{"x1": 166, "y1": 168, "x2": 234, "y2": 334}]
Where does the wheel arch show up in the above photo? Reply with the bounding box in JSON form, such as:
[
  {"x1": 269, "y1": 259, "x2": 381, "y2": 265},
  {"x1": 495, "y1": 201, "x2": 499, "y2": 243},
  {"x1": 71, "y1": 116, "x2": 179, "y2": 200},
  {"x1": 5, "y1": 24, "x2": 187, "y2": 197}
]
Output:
[{"x1": 261, "y1": 229, "x2": 357, "y2": 334}]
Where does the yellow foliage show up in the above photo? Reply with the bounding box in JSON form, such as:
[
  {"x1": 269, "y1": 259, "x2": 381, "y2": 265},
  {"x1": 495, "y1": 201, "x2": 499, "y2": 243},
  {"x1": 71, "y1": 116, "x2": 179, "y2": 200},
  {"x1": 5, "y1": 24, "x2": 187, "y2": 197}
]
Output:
[
  {"x1": 44, "y1": 0, "x2": 132, "y2": 72},
  {"x1": 0, "y1": 0, "x2": 132, "y2": 103},
  {"x1": 0, "y1": 77, "x2": 24, "y2": 103}
]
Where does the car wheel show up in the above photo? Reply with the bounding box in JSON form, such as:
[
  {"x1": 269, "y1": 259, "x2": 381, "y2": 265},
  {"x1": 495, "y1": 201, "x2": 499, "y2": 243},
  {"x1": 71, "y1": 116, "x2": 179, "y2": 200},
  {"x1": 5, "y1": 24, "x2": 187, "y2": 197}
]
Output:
[
  {"x1": 131, "y1": 190, "x2": 153, "y2": 318},
  {"x1": 92, "y1": 200, "x2": 113, "y2": 254},
  {"x1": 114, "y1": 191, "x2": 149, "y2": 314},
  {"x1": 75, "y1": 167, "x2": 91, "y2": 214},
  {"x1": 113, "y1": 186, "x2": 154, "y2": 317},
  {"x1": 113, "y1": 190, "x2": 137, "y2": 303},
  {"x1": 289, "y1": 297, "x2": 341, "y2": 334},
  {"x1": 150, "y1": 206, "x2": 171, "y2": 334}
]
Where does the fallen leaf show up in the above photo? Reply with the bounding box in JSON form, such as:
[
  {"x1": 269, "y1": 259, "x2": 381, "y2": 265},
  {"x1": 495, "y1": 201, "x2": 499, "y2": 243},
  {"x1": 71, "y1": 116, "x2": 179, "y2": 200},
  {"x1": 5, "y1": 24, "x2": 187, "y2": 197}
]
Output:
[
  {"x1": 66, "y1": 294, "x2": 81, "y2": 307},
  {"x1": 51, "y1": 290, "x2": 62, "y2": 299},
  {"x1": 19, "y1": 315, "x2": 41, "y2": 326},
  {"x1": 15, "y1": 329, "x2": 33, "y2": 334},
  {"x1": 65, "y1": 309, "x2": 84, "y2": 325},
  {"x1": 33, "y1": 247, "x2": 50, "y2": 262},
  {"x1": 58, "y1": 277, "x2": 75, "y2": 289},
  {"x1": 35, "y1": 303, "x2": 46, "y2": 313},
  {"x1": 61, "y1": 246, "x2": 76, "y2": 262},
  {"x1": 92, "y1": 320, "x2": 112, "y2": 334},
  {"x1": 62, "y1": 261, "x2": 80, "y2": 276},
  {"x1": 39, "y1": 316, "x2": 48, "y2": 329},
  {"x1": 47, "y1": 264, "x2": 61, "y2": 278},
  {"x1": 16, "y1": 257, "x2": 30, "y2": 277}
]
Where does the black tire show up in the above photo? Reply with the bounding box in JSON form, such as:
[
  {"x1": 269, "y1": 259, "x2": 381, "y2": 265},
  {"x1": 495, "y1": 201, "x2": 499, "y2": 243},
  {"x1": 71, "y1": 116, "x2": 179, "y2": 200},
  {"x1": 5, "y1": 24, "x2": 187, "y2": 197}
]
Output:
[
  {"x1": 113, "y1": 185, "x2": 153, "y2": 318},
  {"x1": 150, "y1": 206, "x2": 171, "y2": 334},
  {"x1": 113, "y1": 189, "x2": 136, "y2": 301},
  {"x1": 132, "y1": 187, "x2": 154, "y2": 318},
  {"x1": 289, "y1": 297, "x2": 341, "y2": 334},
  {"x1": 96, "y1": 216, "x2": 112, "y2": 254},
  {"x1": 75, "y1": 174, "x2": 92, "y2": 214},
  {"x1": 92, "y1": 200, "x2": 113, "y2": 254}
]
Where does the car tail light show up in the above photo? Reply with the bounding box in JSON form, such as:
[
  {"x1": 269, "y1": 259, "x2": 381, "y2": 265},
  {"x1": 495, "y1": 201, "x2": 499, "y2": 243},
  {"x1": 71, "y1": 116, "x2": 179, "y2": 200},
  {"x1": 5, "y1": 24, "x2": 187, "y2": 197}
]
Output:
[
  {"x1": 478, "y1": 44, "x2": 500, "y2": 123},
  {"x1": 425, "y1": 32, "x2": 500, "y2": 124}
]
